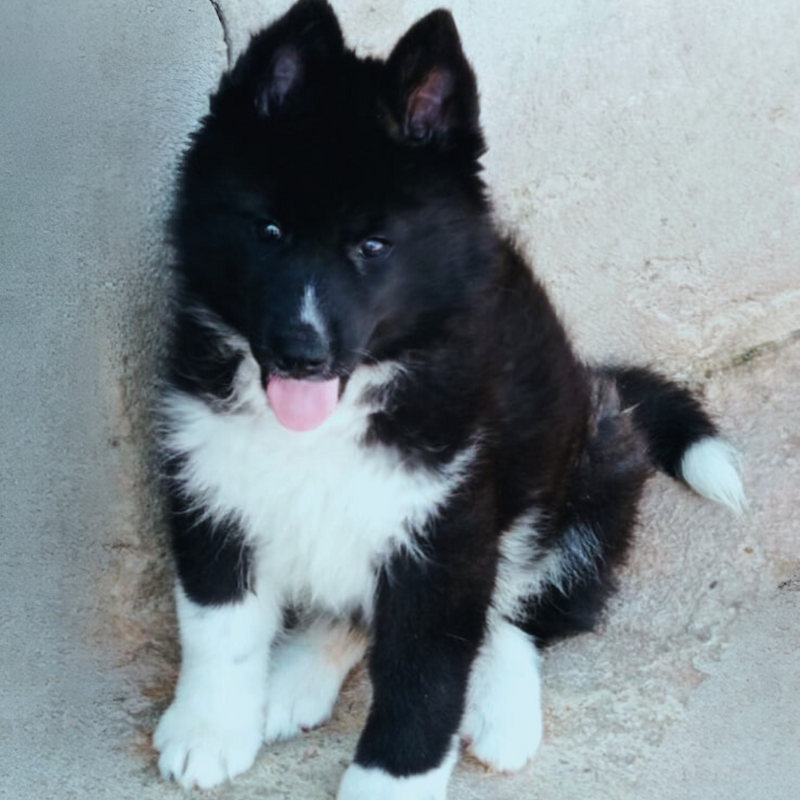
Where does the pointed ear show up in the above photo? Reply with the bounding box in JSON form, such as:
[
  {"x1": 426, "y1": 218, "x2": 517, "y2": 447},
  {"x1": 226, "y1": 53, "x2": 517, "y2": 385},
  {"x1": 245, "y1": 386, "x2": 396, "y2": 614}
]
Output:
[
  {"x1": 224, "y1": 0, "x2": 344, "y2": 118},
  {"x1": 384, "y1": 10, "x2": 480, "y2": 147}
]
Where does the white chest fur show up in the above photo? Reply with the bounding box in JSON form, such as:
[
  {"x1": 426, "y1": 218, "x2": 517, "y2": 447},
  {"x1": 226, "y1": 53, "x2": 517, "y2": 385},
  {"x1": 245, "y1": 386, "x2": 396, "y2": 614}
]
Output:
[{"x1": 162, "y1": 358, "x2": 475, "y2": 615}]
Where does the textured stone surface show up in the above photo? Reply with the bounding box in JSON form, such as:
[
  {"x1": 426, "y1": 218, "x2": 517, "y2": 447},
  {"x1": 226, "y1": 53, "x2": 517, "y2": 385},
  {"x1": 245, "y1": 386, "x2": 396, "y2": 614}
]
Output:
[
  {"x1": 634, "y1": 588, "x2": 800, "y2": 800},
  {"x1": 1, "y1": 2, "x2": 798, "y2": 799}
]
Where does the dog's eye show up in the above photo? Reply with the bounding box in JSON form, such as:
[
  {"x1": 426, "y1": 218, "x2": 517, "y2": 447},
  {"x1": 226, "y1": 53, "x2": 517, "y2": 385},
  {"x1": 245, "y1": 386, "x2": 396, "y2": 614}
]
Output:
[
  {"x1": 256, "y1": 219, "x2": 283, "y2": 243},
  {"x1": 358, "y1": 237, "x2": 393, "y2": 260}
]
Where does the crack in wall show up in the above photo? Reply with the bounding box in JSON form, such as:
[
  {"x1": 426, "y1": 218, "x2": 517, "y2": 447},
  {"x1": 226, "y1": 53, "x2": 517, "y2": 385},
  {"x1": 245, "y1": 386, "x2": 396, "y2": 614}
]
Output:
[
  {"x1": 209, "y1": 0, "x2": 232, "y2": 69},
  {"x1": 704, "y1": 328, "x2": 800, "y2": 380}
]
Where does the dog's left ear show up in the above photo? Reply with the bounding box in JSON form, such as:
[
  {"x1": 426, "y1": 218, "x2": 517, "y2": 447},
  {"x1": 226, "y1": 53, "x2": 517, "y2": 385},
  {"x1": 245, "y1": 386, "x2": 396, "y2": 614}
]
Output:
[{"x1": 384, "y1": 10, "x2": 480, "y2": 147}]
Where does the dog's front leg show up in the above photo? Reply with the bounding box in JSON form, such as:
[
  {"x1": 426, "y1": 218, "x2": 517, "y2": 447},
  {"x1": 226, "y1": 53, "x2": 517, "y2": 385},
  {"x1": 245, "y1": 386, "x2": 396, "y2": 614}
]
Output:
[
  {"x1": 338, "y1": 527, "x2": 493, "y2": 800},
  {"x1": 154, "y1": 509, "x2": 279, "y2": 789}
]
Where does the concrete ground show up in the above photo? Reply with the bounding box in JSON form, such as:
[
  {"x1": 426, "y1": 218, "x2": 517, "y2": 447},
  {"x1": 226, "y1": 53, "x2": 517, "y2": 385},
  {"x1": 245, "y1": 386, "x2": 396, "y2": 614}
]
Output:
[
  {"x1": 1, "y1": 1, "x2": 798, "y2": 799},
  {"x1": 2, "y1": 343, "x2": 797, "y2": 800}
]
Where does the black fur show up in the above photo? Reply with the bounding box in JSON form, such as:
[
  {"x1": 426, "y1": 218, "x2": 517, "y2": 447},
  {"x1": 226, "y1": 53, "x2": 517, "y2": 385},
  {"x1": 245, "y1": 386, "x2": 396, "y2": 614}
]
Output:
[
  {"x1": 159, "y1": 0, "x2": 729, "y2": 788},
  {"x1": 606, "y1": 365, "x2": 718, "y2": 479},
  {"x1": 166, "y1": 493, "x2": 253, "y2": 608}
]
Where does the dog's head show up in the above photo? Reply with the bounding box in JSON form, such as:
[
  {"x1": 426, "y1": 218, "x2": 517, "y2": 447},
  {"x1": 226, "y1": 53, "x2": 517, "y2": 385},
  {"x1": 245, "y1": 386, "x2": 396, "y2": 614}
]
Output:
[{"x1": 173, "y1": 0, "x2": 493, "y2": 429}]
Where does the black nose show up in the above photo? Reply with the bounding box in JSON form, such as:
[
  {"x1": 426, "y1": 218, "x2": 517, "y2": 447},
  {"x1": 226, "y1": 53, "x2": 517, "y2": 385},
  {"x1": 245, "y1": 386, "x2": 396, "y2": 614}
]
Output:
[{"x1": 271, "y1": 323, "x2": 330, "y2": 375}]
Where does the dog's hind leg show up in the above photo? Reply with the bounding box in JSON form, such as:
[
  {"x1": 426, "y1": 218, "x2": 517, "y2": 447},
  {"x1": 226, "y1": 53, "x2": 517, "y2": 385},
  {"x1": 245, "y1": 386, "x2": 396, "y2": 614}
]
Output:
[
  {"x1": 461, "y1": 616, "x2": 544, "y2": 772},
  {"x1": 264, "y1": 618, "x2": 367, "y2": 743}
]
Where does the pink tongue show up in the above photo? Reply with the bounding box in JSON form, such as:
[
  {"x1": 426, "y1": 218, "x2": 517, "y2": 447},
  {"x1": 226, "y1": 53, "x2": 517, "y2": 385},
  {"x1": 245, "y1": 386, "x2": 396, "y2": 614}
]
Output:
[{"x1": 266, "y1": 377, "x2": 340, "y2": 432}]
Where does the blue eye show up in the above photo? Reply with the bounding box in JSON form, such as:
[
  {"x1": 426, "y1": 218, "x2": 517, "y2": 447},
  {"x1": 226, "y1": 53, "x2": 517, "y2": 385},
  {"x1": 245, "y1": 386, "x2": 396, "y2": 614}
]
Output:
[
  {"x1": 358, "y1": 237, "x2": 393, "y2": 259},
  {"x1": 256, "y1": 219, "x2": 283, "y2": 243}
]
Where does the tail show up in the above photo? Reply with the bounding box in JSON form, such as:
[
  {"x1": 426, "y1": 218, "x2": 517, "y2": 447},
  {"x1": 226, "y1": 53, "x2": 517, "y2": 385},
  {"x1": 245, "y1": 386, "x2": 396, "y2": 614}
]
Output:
[{"x1": 607, "y1": 366, "x2": 747, "y2": 514}]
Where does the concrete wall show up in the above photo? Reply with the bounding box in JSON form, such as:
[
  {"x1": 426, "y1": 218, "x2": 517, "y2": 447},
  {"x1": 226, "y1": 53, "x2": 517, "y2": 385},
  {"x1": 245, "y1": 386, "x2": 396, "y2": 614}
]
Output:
[
  {"x1": 0, "y1": 2, "x2": 225, "y2": 795},
  {"x1": 223, "y1": 0, "x2": 800, "y2": 372},
  {"x1": 1, "y1": 1, "x2": 797, "y2": 798}
]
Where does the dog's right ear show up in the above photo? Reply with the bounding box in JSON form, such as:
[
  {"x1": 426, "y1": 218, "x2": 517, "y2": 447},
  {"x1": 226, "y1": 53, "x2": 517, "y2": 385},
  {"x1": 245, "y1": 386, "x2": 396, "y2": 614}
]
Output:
[{"x1": 215, "y1": 0, "x2": 344, "y2": 119}]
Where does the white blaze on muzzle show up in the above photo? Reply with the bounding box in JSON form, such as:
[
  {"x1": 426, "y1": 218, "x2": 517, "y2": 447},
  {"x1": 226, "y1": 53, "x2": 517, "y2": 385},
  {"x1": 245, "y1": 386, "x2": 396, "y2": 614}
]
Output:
[
  {"x1": 266, "y1": 283, "x2": 340, "y2": 432},
  {"x1": 299, "y1": 283, "x2": 329, "y2": 344}
]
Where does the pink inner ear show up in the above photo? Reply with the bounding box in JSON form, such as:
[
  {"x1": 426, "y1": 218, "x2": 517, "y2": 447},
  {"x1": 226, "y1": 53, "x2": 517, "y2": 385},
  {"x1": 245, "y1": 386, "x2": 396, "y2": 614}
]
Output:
[
  {"x1": 271, "y1": 46, "x2": 300, "y2": 103},
  {"x1": 257, "y1": 46, "x2": 301, "y2": 116},
  {"x1": 407, "y1": 68, "x2": 454, "y2": 138}
]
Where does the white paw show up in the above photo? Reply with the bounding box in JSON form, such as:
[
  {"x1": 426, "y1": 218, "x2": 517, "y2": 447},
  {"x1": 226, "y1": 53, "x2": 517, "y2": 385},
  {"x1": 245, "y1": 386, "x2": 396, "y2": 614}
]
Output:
[
  {"x1": 263, "y1": 668, "x2": 340, "y2": 742},
  {"x1": 336, "y1": 748, "x2": 457, "y2": 800},
  {"x1": 264, "y1": 622, "x2": 365, "y2": 743},
  {"x1": 462, "y1": 620, "x2": 543, "y2": 772},
  {"x1": 154, "y1": 700, "x2": 262, "y2": 790},
  {"x1": 463, "y1": 703, "x2": 542, "y2": 773}
]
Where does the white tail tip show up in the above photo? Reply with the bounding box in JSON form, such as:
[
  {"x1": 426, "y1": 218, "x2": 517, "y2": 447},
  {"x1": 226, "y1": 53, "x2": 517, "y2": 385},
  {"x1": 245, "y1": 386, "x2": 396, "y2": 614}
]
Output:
[{"x1": 681, "y1": 437, "x2": 748, "y2": 515}]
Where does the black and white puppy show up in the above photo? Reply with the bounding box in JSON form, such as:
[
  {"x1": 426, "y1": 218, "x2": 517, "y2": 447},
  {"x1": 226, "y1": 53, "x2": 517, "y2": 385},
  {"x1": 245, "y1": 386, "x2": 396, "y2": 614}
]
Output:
[{"x1": 153, "y1": 2, "x2": 746, "y2": 797}]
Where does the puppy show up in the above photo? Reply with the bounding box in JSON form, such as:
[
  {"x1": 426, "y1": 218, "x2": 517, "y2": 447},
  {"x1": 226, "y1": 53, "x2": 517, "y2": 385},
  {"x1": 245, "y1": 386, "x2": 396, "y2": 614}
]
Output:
[{"x1": 153, "y1": 2, "x2": 745, "y2": 797}]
